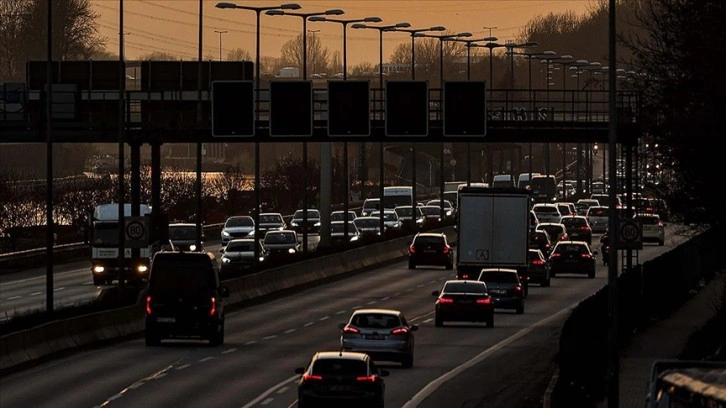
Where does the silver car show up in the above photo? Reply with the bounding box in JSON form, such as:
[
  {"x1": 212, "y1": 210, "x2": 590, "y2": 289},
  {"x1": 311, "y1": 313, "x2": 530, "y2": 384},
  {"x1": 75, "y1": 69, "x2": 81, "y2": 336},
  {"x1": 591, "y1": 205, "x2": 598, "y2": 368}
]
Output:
[{"x1": 339, "y1": 308, "x2": 418, "y2": 368}]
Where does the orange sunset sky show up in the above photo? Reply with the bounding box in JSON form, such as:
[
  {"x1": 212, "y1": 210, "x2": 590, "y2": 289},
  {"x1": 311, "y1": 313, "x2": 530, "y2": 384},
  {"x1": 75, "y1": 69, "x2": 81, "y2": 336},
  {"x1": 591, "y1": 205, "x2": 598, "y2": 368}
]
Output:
[{"x1": 91, "y1": 0, "x2": 595, "y2": 66}]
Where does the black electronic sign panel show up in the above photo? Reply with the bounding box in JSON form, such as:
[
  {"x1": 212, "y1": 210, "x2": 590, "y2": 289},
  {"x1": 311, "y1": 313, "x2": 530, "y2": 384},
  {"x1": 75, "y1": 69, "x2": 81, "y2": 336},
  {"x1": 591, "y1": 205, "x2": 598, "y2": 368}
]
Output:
[
  {"x1": 385, "y1": 80, "x2": 428, "y2": 137},
  {"x1": 327, "y1": 80, "x2": 370, "y2": 137},
  {"x1": 211, "y1": 80, "x2": 254, "y2": 137},
  {"x1": 269, "y1": 80, "x2": 313, "y2": 137},
  {"x1": 443, "y1": 80, "x2": 487, "y2": 137}
]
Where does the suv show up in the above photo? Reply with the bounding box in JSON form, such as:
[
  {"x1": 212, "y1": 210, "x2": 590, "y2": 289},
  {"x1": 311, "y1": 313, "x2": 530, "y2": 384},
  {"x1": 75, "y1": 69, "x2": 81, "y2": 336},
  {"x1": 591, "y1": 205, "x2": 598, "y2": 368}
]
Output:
[
  {"x1": 144, "y1": 251, "x2": 230, "y2": 346},
  {"x1": 408, "y1": 232, "x2": 453, "y2": 269},
  {"x1": 361, "y1": 198, "x2": 380, "y2": 217}
]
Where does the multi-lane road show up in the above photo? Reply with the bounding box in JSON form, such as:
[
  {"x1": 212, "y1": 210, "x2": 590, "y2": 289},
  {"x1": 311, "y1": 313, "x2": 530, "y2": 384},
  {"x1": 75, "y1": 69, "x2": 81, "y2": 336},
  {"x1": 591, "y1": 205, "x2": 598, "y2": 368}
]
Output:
[{"x1": 0, "y1": 228, "x2": 680, "y2": 408}]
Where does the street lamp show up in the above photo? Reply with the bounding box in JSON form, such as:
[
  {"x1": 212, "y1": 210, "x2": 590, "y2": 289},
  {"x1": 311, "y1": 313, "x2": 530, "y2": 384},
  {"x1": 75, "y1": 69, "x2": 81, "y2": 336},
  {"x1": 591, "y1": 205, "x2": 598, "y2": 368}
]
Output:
[
  {"x1": 216, "y1": 2, "x2": 301, "y2": 261},
  {"x1": 308, "y1": 15, "x2": 382, "y2": 241},
  {"x1": 352, "y1": 21, "x2": 411, "y2": 235},
  {"x1": 386, "y1": 26, "x2": 446, "y2": 80},
  {"x1": 472, "y1": 38, "x2": 505, "y2": 96},
  {"x1": 504, "y1": 41, "x2": 538, "y2": 88},
  {"x1": 308, "y1": 15, "x2": 382, "y2": 79},
  {"x1": 214, "y1": 30, "x2": 228, "y2": 61},
  {"x1": 441, "y1": 37, "x2": 490, "y2": 80},
  {"x1": 265, "y1": 8, "x2": 345, "y2": 79}
]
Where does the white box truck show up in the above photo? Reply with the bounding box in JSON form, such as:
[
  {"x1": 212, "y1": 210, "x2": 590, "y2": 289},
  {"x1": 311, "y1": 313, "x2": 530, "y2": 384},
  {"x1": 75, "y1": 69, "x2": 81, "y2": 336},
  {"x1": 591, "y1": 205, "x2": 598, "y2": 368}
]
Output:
[
  {"x1": 456, "y1": 186, "x2": 530, "y2": 281},
  {"x1": 89, "y1": 203, "x2": 152, "y2": 286}
]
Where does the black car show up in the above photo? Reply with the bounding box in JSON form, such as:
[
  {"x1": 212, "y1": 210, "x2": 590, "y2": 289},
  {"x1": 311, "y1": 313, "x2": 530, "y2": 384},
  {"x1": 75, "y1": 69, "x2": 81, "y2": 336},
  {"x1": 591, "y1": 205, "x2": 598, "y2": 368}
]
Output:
[
  {"x1": 289, "y1": 209, "x2": 321, "y2": 234},
  {"x1": 261, "y1": 230, "x2": 301, "y2": 260},
  {"x1": 529, "y1": 229, "x2": 553, "y2": 256},
  {"x1": 476, "y1": 268, "x2": 526, "y2": 314},
  {"x1": 548, "y1": 240, "x2": 598, "y2": 278},
  {"x1": 254, "y1": 212, "x2": 286, "y2": 238},
  {"x1": 218, "y1": 238, "x2": 262, "y2": 277},
  {"x1": 432, "y1": 280, "x2": 494, "y2": 328},
  {"x1": 559, "y1": 215, "x2": 593, "y2": 245},
  {"x1": 527, "y1": 248, "x2": 551, "y2": 287},
  {"x1": 144, "y1": 251, "x2": 230, "y2": 346},
  {"x1": 295, "y1": 351, "x2": 389, "y2": 408},
  {"x1": 408, "y1": 232, "x2": 453, "y2": 270}
]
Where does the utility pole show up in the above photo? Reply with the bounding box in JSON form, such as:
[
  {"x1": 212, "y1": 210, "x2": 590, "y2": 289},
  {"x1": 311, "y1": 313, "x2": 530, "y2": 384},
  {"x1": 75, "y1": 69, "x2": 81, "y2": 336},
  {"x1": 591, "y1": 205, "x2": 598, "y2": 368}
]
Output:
[{"x1": 215, "y1": 30, "x2": 227, "y2": 61}]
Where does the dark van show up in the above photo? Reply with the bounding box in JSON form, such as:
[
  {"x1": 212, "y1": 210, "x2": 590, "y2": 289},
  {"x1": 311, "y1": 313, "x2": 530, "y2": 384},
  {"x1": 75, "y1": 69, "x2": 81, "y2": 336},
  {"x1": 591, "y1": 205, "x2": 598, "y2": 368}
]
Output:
[
  {"x1": 144, "y1": 251, "x2": 229, "y2": 346},
  {"x1": 529, "y1": 175, "x2": 558, "y2": 203}
]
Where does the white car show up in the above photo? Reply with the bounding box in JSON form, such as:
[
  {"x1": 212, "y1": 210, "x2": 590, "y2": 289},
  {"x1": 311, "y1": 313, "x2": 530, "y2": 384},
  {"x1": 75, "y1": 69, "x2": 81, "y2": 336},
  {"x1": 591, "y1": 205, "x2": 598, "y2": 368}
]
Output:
[
  {"x1": 221, "y1": 215, "x2": 255, "y2": 245},
  {"x1": 370, "y1": 210, "x2": 402, "y2": 231},
  {"x1": 634, "y1": 213, "x2": 665, "y2": 246},
  {"x1": 532, "y1": 203, "x2": 562, "y2": 224},
  {"x1": 585, "y1": 205, "x2": 609, "y2": 233}
]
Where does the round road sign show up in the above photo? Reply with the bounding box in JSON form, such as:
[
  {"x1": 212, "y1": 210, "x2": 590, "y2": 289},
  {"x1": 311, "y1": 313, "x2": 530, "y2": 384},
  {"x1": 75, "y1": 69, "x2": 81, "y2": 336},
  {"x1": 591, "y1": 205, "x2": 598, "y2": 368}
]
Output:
[
  {"x1": 125, "y1": 220, "x2": 145, "y2": 241},
  {"x1": 620, "y1": 221, "x2": 640, "y2": 243}
]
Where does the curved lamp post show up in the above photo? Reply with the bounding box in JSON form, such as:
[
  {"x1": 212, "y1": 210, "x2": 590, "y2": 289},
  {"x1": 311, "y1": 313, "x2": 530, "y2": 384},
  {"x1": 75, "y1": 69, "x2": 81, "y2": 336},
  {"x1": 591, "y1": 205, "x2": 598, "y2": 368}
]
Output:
[
  {"x1": 352, "y1": 21, "x2": 411, "y2": 235},
  {"x1": 215, "y1": 1, "x2": 302, "y2": 264}
]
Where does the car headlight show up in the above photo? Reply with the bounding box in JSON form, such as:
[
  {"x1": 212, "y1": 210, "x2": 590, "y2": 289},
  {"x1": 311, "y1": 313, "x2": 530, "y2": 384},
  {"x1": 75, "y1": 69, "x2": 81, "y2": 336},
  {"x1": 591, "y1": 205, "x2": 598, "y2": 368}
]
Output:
[
  {"x1": 221, "y1": 231, "x2": 230, "y2": 237},
  {"x1": 189, "y1": 244, "x2": 197, "y2": 251},
  {"x1": 314, "y1": 222, "x2": 321, "y2": 227},
  {"x1": 222, "y1": 257, "x2": 231, "y2": 263},
  {"x1": 446, "y1": 210, "x2": 452, "y2": 216},
  {"x1": 137, "y1": 265, "x2": 148, "y2": 273},
  {"x1": 288, "y1": 248, "x2": 296, "y2": 254},
  {"x1": 93, "y1": 265, "x2": 105, "y2": 273},
  {"x1": 290, "y1": 221, "x2": 299, "y2": 227}
]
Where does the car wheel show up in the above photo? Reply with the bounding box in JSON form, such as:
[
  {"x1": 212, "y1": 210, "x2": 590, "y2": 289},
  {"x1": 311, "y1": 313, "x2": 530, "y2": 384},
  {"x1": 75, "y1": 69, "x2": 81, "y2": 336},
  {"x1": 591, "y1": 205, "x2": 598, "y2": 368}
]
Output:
[
  {"x1": 588, "y1": 269, "x2": 596, "y2": 279},
  {"x1": 658, "y1": 239, "x2": 664, "y2": 246},
  {"x1": 145, "y1": 321, "x2": 161, "y2": 346},
  {"x1": 408, "y1": 260, "x2": 416, "y2": 270},
  {"x1": 551, "y1": 271, "x2": 557, "y2": 278},
  {"x1": 93, "y1": 277, "x2": 103, "y2": 286},
  {"x1": 210, "y1": 322, "x2": 224, "y2": 346},
  {"x1": 487, "y1": 316, "x2": 494, "y2": 328},
  {"x1": 434, "y1": 315, "x2": 443, "y2": 327},
  {"x1": 445, "y1": 261, "x2": 453, "y2": 270},
  {"x1": 542, "y1": 278, "x2": 551, "y2": 287},
  {"x1": 516, "y1": 303, "x2": 525, "y2": 315}
]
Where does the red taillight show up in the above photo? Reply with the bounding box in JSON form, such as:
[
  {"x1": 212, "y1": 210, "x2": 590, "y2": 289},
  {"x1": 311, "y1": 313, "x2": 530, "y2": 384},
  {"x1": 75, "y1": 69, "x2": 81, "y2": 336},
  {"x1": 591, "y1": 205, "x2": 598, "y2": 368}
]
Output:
[
  {"x1": 409, "y1": 245, "x2": 415, "y2": 253},
  {"x1": 514, "y1": 285, "x2": 522, "y2": 292},
  {"x1": 658, "y1": 221, "x2": 663, "y2": 227},
  {"x1": 580, "y1": 226, "x2": 591, "y2": 231},
  {"x1": 209, "y1": 297, "x2": 217, "y2": 316},
  {"x1": 356, "y1": 375, "x2": 376, "y2": 382},
  {"x1": 343, "y1": 325, "x2": 360, "y2": 334},
  {"x1": 443, "y1": 246, "x2": 451, "y2": 254},
  {"x1": 302, "y1": 373, "x2": 323, "y2": 381},
  {"x1": 550, "y1": 253, "x2": 561, "y2": 259},
  {"x1": 476, "y1": 297, "x2": 491, "y2": 304},
  {"x1": 145, "y1": 295, "x2": 152, "y2": 315},
  {"x1": 581, "y1": 253, "x2": 593, "y2": 259},
  {"x1": 459, "y1": 274, "x2": 469, "y2": 279},
  {"x1": 438, "y1": 297, "x2": 455, "y2": 304},
  {"x1": 391, "y1": 327, "x2": 409, "y2": 335},
  {"x1": 532, "y1": 259, "x2": 545, "y2": 265}
]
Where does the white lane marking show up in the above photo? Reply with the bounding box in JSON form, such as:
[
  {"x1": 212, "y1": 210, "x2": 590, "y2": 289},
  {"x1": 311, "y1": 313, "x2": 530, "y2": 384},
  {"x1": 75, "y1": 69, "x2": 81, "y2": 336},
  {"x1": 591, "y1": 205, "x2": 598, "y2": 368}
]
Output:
[
  {"x1": 416, "y1": 284, "x2": 424, "y2": 288},
  {"x1": 176, "y1": 364, "x2": 190, "y2": 370},
  {"x1": 263, "y1": 335, "x2": 277, "y2": 340},
  {"x1": 284, "y1": 328, "x2": 296, "y2": 334},
  {"x1": 276, "y1": 386, "x2": 289, "y2": 394},
  {"x1": 335, "y1": 310, "x2": 346, "y2": 315},
  {"x1": 423, "y1": 318, "x2": 433, "y2": 323},
  {"x1": 366, "y1": 300, "x2": 377, "y2": 305},
  {"x1": 381, "y1": 296, "x2": 390, "y2": 301},
  {"x1": 83, "y1": 282, "x2": 93, "y2": 285},
  {"x1": 402, "y1": 303, "x2": 577, "y2": 407},
  {"x1": 95, "y1": 365, "x2": 176, "y2": 408},
  {"x1": 303, "y1": 322, "x2": 314, "y2": 327},
  {"x1": 393, "y1": 292, "x2": 402, "y2": 296},
  {"x1": 244, "y1": 340, "x2": 257, "y2": 345},
  {"x1": 7, "y1": 296, "x2": 21, "y2": 300},
  {"x1": 260, "y1": 398, "x2": 274, "y2": 405},
  {"x1": 319, "y1": 316, "x2": 329, "y2": 321},
  {"x1": 352, "y1": 305, "x2": 362, "y2": 309},
  {"x1": 222, "y1": 348, "x2": 237, "y2": 354},
  {"x1": 53, "y1": 287, "x2": 65, "y2": 291},
  {"x1": 199, "y1": 357, "x2": 215, "y2": 363},
  {"x1": 240, "y1": 375, "x2": 299, "y2": 408},
  {"x1": 29, "y1": 292, "x2": 42, "y2": 296}
]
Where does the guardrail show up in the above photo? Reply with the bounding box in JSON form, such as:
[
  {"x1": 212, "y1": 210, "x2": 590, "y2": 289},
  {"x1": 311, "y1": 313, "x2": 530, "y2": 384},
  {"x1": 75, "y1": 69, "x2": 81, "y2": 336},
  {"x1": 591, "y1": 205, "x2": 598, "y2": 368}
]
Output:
[{"x1": 0, "y1": 226, "x2": 456, "y2": 373}]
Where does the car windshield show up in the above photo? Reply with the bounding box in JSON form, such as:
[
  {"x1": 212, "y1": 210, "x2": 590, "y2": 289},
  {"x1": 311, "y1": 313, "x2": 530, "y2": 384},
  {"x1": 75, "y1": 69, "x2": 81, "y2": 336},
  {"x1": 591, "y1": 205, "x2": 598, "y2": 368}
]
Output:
[
  {"x1": 636, "y1": 215, "x2": 660, "y2": 225},
  {"x1": 535, "y1": 206, "x2": 559, "y2": 214},
  {"x1": 396, "y1": 207, "x2": 413, "y2": 217},
  {"x1": 561, "y1": 218, "x2": 587, "y2": 227},
  {"x1": 555, "y1": 243, "x2": 589, "y2": 254},
  {"x1": 414, "y1": 236, "x2": 444, "y2": 245},
  {"x1": 264, "y1": 233, "x2": 296, "y2": 244},
  {"x1": 226, "y1": 242, "x2": 254, "y2": 252},
  {"x1": 311, "y1": 359, "x2": 367, "y2": 376},
  {"x1": 420, "y1": 207, "x2": 442, "y2": 215},
  {"x1": 354, "y1": 218, "x2": 378, "y2": 228},
  {"x1": 588, "y1": 208, "x2": 608, "y2": 217},
  {"x1": 259, "y1": 215, "x2": 282, "y2": 223},
  {"x1": 169, "y1": 226, "x2": 196, "y2": 240},
  {"x1": 331, "y1": 223, "x2": 356, "y2": 233},
  {"x1": 226, "y1": 217, "x2": 253, "y2": 227},
  {"x1": 442, "y1": 281, "x2": 487, "y2": 294},
  {"x1": 479, "y1": 271, "x2": 518, "y2": 283},
  {"x1": 150, "y1": 260, "x2": 214, "y2": 297},
  {"x1": 294, "y1": 210, "x2": 319, "y2": 218},
  {"x1": 540, "y1": 225, "x2": 565, "y2": 236}
]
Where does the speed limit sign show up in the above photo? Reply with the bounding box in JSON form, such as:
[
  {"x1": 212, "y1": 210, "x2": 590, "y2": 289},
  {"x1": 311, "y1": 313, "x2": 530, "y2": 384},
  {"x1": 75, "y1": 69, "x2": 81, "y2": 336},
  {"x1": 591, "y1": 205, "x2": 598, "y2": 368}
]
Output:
[
  {"x1": 125, "y1": 216, "x2": 148, "y2": 248},
  {"x1": 619, "y1": 220, "x2": 643, "y2": 250}
]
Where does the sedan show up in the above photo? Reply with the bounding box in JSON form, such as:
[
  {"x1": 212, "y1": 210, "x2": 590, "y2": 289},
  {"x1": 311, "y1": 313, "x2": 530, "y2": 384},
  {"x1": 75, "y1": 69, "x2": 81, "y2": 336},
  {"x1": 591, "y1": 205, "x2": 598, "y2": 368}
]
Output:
[
  {"x1": 289, "y1": 209, "x2": 321, "y2": 234},
  {"x1": 548, "y1": 240, "x2": 598, "y2": 278},
  {"x1": 476, "y1": 268, "x2": 526, "y2": 314},
  {"x1": 432, "y1": 280, "x2": 494, "y2": 328},
  {"x1": 559, "y1": 215, "x2": 593, "y2": 245},
  {"x1": 408, "y1": 232, "x2": 453, "y2": 270},
  {"x1": 220, "y1": 215, "x2": 254, "y2": 246},
  {"x1": 295, "y1": 351, "x2": 388, "y2": 408},
  {"x1": 218, "y1": 238, "x2": 262, "y2": 277},
  {"x1": 330, "y1": 221, "x2": 360, "y2": 247},
  {"x1": 339, "y1": 308, "x2": 418, "y2": 368}
]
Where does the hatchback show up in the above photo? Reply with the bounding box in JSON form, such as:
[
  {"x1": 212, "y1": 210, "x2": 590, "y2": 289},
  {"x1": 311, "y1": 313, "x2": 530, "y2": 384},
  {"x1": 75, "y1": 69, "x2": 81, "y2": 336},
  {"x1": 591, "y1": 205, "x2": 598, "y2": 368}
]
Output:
[
  {"x1": 477, "y1": 268, "x2": 526, "y2": 314},
  {"x1": 586, "y1": 205, "x2": 610, "y2": 233},
  {"x1": 528, "y1": 248, "x2": 551, "y2": 287},
  {"x1": 408, "y1": 232, "x2": 453, "y2": 270},
  {"x1": 548, "y1": 241, "x2": 598, "y2": 278},
  {"x1": 330, "y1": 221, "x2": 360, "y2": 247},
  {"x1": 353, "y1": 216, "x2": 384, "y2": 240},
  {"x1": 331, "y1": 210, "x2": 357, "y2": 222},
  {"x1": 559, "y1": 215, "x2": 593, "y2": 244},
  {"x1": 432, "y1": 280, "x2": 494, "y2": 327},
  {"x1": 536, "y1": 222, "x2": 569, "y2": 244},
  {"x1": 295, "y1": 351, "x2": 388, "y2": 408},
  {"x1": 339, "y1": 308, "x2": 418, "y2": 368},
  {"x1": 635, "y1": 213, "x2": 665, "y2": 246},
  {"x1": 529, "y1": 229, "x2": 553, "y2": 256},
  {"x1": 532, "y1": 203, "x2": 562, "y2": 224}
]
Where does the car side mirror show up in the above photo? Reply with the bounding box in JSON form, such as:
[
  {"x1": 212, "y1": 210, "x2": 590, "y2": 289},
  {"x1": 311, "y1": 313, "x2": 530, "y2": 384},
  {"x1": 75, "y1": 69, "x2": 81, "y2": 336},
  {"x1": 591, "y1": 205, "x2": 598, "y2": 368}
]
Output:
[
  {"x1": 432, "y1": 290, "x2": 440, "y2": 296},
  {"x1": 338, "y1": 322, "x2": 347, "y2": 330},
  {"x1": 294, "y1": 367, "x2": 305, "y2": 375},
  {"x1": 410, "y1": 324, "x2": 419, "y2": 331}
]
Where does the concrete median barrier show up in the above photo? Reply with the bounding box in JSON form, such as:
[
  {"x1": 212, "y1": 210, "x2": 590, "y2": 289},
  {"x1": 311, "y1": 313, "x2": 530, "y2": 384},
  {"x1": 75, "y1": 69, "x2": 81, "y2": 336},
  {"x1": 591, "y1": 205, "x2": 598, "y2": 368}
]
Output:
[{"x1": 0, "y1": 227, "x2": 454, "y2": 374}]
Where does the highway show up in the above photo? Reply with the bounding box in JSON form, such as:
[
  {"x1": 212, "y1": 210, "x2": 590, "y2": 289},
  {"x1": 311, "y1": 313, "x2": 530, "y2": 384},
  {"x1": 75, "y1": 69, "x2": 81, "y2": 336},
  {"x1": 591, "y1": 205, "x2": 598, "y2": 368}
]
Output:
[{"x1": 0, "y1": 229, "x2": 678, "y2": 408}]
